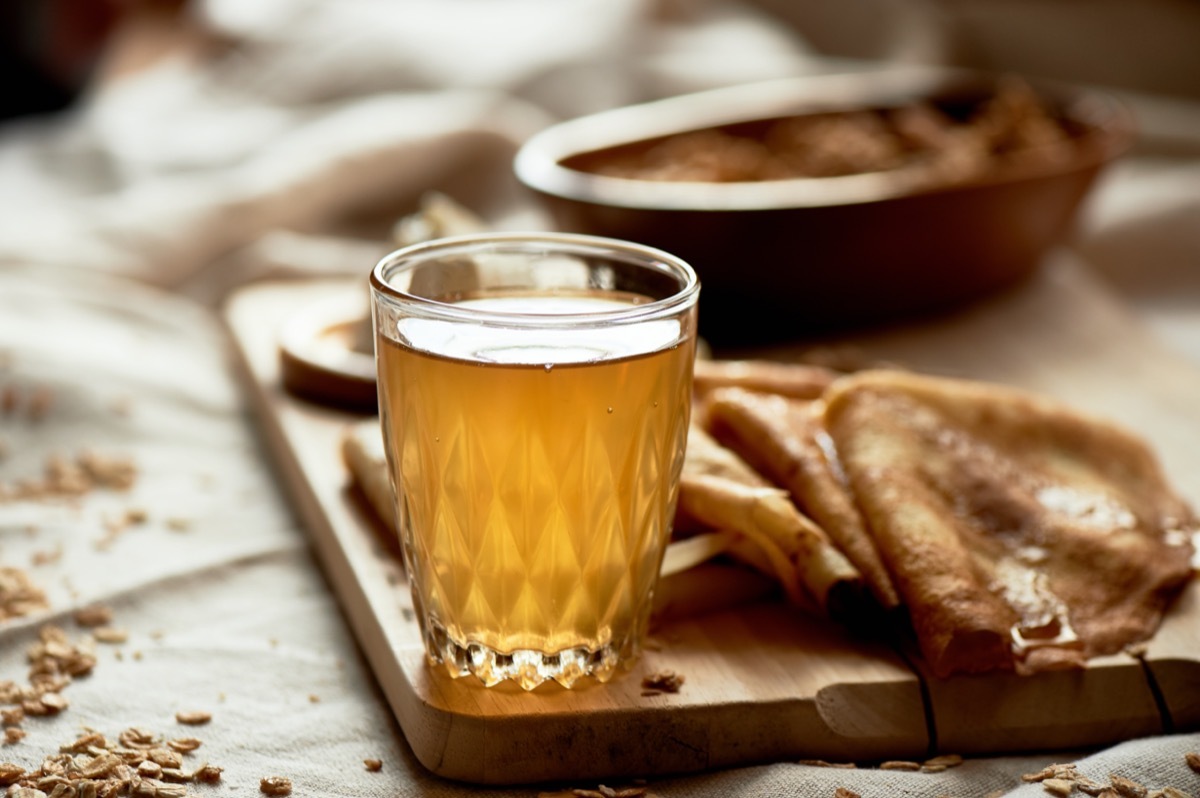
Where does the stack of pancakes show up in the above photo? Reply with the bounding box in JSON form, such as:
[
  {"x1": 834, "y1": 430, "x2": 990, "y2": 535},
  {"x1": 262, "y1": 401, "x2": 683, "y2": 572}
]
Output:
[{"x1": 685, "y1": 361, "x2": 1196, "y2": 678}]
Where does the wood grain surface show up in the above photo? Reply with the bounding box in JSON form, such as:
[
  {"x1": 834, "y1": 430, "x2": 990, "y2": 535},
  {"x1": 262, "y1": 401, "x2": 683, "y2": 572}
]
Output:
[{"x1": 223, "y1": 255, "x2": 1199, "y2": 785}]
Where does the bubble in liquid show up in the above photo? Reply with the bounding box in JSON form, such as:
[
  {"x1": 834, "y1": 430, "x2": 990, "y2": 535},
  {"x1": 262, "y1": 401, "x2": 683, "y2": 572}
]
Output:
[
  {"x1": 607, "y1": 407, "x2": 613, "y2": 414},
  {"x1": 544, "y1": 364, "x2": 553, "y2": 372}
]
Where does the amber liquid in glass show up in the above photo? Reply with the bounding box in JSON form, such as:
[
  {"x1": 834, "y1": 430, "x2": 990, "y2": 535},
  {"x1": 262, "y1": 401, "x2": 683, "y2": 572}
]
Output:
[{"x1": 376, "y1": 291, "x2": 694, "y2": 689}]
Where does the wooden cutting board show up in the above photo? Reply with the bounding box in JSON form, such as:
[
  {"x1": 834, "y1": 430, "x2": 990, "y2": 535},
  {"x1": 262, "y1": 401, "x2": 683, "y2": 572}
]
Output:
[{"x1": 222, "y1": 256, "x2": 1200, "y2": 786}]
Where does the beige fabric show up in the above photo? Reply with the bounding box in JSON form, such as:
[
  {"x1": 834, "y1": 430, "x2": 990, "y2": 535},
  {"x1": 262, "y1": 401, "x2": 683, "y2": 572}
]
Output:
[{"x1": 3, "y1": 1, "x2": 1200, "y2": 795}]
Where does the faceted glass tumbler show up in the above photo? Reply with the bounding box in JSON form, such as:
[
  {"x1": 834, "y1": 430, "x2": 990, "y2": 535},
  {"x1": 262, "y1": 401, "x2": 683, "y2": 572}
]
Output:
[{"x1": 370, "y1": 233, "x2": 699, "y2": 690}]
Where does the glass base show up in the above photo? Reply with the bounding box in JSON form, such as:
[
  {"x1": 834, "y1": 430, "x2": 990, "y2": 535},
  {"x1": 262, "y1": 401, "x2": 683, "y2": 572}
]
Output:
[{"x1": 423, "y1": 620, "x2": 634, "y2": 690}]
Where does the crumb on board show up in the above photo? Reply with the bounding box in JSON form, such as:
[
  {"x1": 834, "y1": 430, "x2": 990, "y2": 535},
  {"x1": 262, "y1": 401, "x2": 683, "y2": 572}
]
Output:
[{"x1": 639, "y1": 670, "x2": 684, "y2": 697}]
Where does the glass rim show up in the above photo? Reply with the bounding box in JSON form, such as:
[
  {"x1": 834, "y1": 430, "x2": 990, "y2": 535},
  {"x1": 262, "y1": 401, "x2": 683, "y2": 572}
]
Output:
[{"x1": 370, "y1": 231, "x2": 700, "y2": 329}]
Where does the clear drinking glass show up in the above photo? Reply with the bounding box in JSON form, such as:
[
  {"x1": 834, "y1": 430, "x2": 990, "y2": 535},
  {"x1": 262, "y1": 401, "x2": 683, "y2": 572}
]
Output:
[{"x1": 370, "y1": 232, "x2": 699, "y2": 690}]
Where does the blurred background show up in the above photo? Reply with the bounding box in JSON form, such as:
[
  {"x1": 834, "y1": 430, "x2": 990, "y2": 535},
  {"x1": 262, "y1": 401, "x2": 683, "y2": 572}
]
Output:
[{"x1": 1, "y1": 0, "x2": 1199, "y2": 342}]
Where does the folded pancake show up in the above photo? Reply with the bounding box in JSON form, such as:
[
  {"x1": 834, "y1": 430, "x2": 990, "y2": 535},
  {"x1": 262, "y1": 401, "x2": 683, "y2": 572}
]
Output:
[
  {"x1": 693, "y1": 359, "x2": 838, "y2": 402},
  {"x1": 824, "y1": 370, "x2": 1196, "y2": 677},
  {"x1": 342, "y1": 419, "x2": 398, "y2": 532},
  {"x1": 703, "y1": 387, "x2": 902, "y2": 611},
  {"x1": 678, "y1": 426, "x2": 864, "y2": 616}
]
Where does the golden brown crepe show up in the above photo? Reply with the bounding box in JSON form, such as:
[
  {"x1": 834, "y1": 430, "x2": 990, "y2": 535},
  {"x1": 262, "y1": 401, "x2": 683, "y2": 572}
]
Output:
[
  {"x1": 678, "y1": 426, "x2": 865, "y2": 616},
  {"x1": 342, "y1": 419, "x2": 397, "y2": 532},
  {"x1": 703, "y1": 387, "x2": 902, "y2": 611},
  {"x1": 823, "y1": 370, "x2": 1196, "y2": 677},
  {"x1": 693, "y1": 359, "x2": 838, "y2": 403}
]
